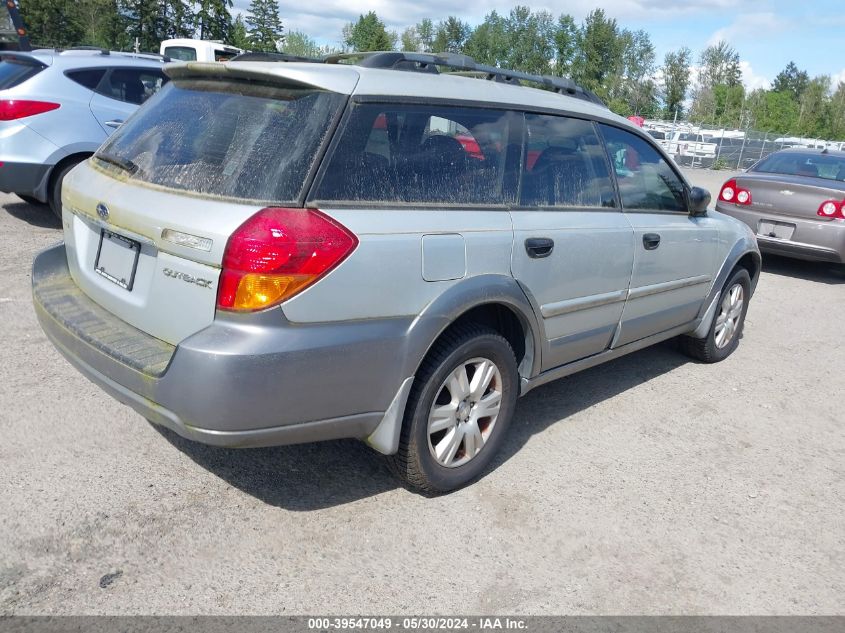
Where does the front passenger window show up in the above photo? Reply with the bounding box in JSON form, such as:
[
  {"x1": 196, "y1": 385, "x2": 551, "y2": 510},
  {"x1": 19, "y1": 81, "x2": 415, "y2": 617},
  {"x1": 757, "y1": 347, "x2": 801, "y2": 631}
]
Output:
[
  {"x1": 599, "y1": 124, "x2": 687, "y2": 212},
  {"x1": 99, "y1": 69, "x2": 168, "y2": 105}
]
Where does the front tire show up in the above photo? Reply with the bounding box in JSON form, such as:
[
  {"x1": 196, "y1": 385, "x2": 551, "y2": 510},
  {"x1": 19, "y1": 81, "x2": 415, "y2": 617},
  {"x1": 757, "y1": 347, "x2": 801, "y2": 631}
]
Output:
[
  {"x1": 388, "y1": 324, "x2": 519, "y2": 494},
  {"x1": 681, "y1": 268, "x2": 751, "y2": 363}
]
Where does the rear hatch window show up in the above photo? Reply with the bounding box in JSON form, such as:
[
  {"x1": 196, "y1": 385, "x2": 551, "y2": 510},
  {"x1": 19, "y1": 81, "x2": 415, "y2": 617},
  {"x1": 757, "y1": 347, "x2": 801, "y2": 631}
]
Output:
[
  {"x1": 0, "y1": 55, "x2": 45, "y2": 90},
  {"x1": 94, "y1": 78, "x2": 345, "y2": 204}
]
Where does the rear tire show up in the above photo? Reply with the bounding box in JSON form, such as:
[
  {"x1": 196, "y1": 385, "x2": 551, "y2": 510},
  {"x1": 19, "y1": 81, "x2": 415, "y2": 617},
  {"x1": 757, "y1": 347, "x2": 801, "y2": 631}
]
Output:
[
  {"x1": 388, "y1": 324, "x2": 519, "y2": 494},
  {"x1": 680, "y1": 268, "x2": 751, "y2": 363},
  {"x1": 48, "y1": 158, "x2": 86, "y2": 219}
]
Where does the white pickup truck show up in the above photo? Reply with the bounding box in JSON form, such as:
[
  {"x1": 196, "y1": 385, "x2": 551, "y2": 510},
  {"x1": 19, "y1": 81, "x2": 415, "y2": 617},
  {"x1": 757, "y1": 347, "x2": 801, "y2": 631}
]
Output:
[{"x1": 663, "y1": 132, "x2": 717, "y2": 162}]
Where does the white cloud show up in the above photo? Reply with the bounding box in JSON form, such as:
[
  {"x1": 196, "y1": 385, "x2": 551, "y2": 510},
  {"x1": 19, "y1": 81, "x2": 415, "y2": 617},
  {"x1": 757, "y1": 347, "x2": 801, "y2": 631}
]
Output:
[
  {"x1": 707, "y1": 12, "x2": 787, "y2": 47},
  {"x1": 834, "y1": 68, "x2": 845, "y2": 86},
  {"x1": 739, "y1": 60, "x2": 770, "y2": 91}
]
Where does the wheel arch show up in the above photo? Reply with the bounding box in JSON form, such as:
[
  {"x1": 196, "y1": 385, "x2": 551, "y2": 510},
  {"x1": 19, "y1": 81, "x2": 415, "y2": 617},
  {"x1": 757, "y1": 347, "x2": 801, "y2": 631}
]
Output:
[
  {"x1": 44, "y1": 152, "x2": 94, "y2": 202},
  {"x1": 366, "y1": 275, "x2": 544, "y2": 455},
  {"x1": 690, "y1": 238, "x2": 761, "y2": 339},
  {"x1": 403, "y1": 274, "x2": 544, "y2": 385}
]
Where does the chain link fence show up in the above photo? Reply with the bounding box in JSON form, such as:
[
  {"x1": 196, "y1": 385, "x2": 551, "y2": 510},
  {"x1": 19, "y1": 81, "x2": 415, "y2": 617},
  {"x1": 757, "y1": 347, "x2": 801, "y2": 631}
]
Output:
[{"x1": 642, "y1": 119, "x2": 842, "y2": 171}]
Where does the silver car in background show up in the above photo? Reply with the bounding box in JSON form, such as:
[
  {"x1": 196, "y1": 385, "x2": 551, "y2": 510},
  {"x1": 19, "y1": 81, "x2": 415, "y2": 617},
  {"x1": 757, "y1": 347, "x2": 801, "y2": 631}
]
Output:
[
  {"x1": 0, "y1": 48, "x2": 167, "y2": 216},
  {"x1": 715, "y1": 148, "x2": 845, "y2": 264},
  {"x1": 32, "y1": 53, "x2": 761, "y2": 493}
]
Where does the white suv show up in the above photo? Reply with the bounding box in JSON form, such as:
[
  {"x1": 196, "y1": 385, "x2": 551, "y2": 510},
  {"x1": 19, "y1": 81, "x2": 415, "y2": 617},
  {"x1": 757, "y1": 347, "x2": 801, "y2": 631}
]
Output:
[{"x1": 0, "y1": 48, "x2": 168, "y2": 216}]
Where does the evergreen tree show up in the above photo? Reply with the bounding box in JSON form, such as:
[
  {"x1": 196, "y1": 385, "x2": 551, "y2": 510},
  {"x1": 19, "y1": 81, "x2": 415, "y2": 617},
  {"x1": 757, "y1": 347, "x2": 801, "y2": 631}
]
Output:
[
  {"x1": 553, "y1": 14, "x2": 577, "y2": 77},
  {"x1": 772, "y1": 61, "x2": 810, "y2": 99},
  {"x1": 661, "y1": 47, "x2": 691, "y2": 118},
  {"x1": 120, "y1": 0, "x2": 160, "y2": 52},
  {"x1": 343, "y1": 11, "x2": 392, "y2": 51},
  {"x1": 195, "y1": 0, "x2": 233, "y2": 41},
  {"x1": 464, "y1": 11, "x2": 507, "y2": 67},
  {"x1": 158, "y1": 0, "x2": 193, "y2": 42},
  {"x1": 400, "y1": 26, "x2": 419, "y2": 52},
  {"x1": 282, "y1": 30, "x2": 331, "y2": 57},
  {"x1": 416, "y1": 18, "x2": 433, "y2": 52},
  {"x1": 432, "y1": 16, "x2": 469, "y2": 53},
  {"x1": 19, "y1": 0, "x2": 85, "y2": 47},
  {"x1": 246, "y1": 0, "x2": 283, "y2": 52},
  {"x1": 573, "y1": 9, "x2": 623, "y2": 99},
  {"x1": 228, "y1": 14, "x2": 249, "y2": 49}
]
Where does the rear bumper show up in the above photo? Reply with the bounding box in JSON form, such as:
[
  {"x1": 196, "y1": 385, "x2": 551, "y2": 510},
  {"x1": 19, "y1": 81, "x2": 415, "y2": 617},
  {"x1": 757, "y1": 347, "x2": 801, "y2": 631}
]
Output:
[
  {"x1": 0, "y1": 160, "x2": 51, "y2": 199},
  {"x1": 716, "y1": 203, "x2": 845, "y2": 264},
  {"x1": 32, "y1": 244, "x2": 412, "y2": 448}
]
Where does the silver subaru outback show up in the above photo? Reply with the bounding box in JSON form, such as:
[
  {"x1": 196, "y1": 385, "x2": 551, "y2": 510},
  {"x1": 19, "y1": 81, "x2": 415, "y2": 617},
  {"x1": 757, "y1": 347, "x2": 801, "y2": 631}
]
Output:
[{"x1": 32, "y1": 53, "x2": 761, "y2": 493}]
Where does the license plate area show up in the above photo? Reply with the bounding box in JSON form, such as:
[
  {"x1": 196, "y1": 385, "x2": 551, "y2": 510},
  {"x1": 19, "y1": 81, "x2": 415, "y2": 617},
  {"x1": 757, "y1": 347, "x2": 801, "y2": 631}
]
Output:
[
  {"x1": 757, "y1": 219, "x2": 795, "y2": 240},
  {"x1": 94, "y1": 229, "x2": 141, "y2": 290}
]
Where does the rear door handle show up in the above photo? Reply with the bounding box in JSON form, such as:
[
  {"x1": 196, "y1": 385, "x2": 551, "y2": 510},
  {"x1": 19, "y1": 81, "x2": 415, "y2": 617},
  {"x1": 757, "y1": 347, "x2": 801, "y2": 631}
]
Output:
[
  {"x1": 105, "y1": 120, "x2": 124, "y2": 129},
  {"x1": 643, "y1": 233, "x2": 661, "y2": 250},
  {"x1": 525, "y1": 237, "x2": 554, "y2": 258}
]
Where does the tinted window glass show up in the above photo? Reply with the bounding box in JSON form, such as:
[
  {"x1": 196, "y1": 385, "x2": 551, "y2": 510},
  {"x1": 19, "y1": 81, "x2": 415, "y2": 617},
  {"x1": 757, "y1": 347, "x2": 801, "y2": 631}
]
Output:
[
  {"x1": 753, "y1": 152, "x2": 845, "y2": 181},
  {"x1": 214, "y1": 49, "x2": 238, "y2": 61},
  {"x1": 95, "y1": 80, "x2": 344, "y2": 204},
  {"x1": 520, "y1": 115, "x2": 615, "y2": 208},
  {"x1": 0, "y1": 57, "x2": 43, "y2": 89},
  {"x1": 600, "y1": 125, "x2": 687, "y2": 212},
  {"x1": 164, "y1": 46, "x2": 197, "y2": 61},
  {"x1": 98, "y1": 68, "x2": 168, "y2": 105},
  {"x1": 315, "y1": 104, "x2": 518, "y2": 205},
  {"x1": 66, "y1": 68, "x2": 106, "y2": 90}
]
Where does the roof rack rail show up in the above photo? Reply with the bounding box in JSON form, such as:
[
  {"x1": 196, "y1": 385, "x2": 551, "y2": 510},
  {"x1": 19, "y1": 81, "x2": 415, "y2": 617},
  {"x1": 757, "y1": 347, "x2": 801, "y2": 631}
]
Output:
[
  {"x1": 55, "y1": 46, "x2": 110, "y2": 55},
  {"x1": 230, "y1": 51, "x2": 322, "y2": 63},
  {"x1": 133, "y1": 51, "x2": 172, "y2": 62},
  {"x1": 324, "y1": 51, "x2": 606, "y2": 107}
]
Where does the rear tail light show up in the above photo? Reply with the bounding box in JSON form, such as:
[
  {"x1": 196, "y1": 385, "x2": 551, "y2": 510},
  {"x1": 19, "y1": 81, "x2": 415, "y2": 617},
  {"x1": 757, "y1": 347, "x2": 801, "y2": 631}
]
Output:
[
  {"x1": 0, "y1": 100, "x2": 60, "y2": 121},
  {"x1": 719, "y1": 179, "x2": 752, "y2": 205},
  {"x1": 217, "y1": 207, "x2": 358, "y2": 312},
  {"x1": 818, "y1": 200, "x2": 845, "y2": 220}
]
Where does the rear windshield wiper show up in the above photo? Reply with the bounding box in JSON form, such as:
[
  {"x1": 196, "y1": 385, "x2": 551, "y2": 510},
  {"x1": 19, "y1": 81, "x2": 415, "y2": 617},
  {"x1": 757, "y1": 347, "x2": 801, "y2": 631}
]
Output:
[{"x1": 95, "y1": 153, "x2": 139, "y2": 175}]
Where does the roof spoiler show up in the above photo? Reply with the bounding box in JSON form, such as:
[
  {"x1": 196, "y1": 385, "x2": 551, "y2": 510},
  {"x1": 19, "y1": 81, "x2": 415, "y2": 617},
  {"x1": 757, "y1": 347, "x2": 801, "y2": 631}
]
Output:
[{"x1": 164, "y1": 61, "x2": 359, "y2": 94}]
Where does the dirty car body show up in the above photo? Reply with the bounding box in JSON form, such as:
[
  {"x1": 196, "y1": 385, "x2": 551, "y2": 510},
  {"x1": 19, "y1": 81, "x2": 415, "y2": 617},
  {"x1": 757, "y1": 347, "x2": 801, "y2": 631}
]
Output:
[{"x1": 32, "y1": 55, "x2": 761, "y2": 492}]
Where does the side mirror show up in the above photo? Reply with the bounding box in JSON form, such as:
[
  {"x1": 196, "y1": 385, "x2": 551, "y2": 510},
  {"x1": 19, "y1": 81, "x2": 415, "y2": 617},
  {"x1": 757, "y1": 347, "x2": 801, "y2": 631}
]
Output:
[{"x1": 688, "y1": 186, "x2": 710, "y2": 217}]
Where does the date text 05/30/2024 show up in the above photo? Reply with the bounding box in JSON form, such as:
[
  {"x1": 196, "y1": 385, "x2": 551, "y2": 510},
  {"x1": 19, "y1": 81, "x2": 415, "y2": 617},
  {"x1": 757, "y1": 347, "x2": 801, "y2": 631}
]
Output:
[{"x1": 307, "y1": 618, "x2": 528, "y2": 630}]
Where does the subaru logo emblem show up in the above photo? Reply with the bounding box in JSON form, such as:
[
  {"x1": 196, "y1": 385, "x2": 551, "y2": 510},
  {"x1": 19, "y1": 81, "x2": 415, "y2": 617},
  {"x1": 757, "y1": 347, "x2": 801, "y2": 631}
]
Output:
[{"x1": 96, "y1": 203, "x2": 109, "y2": 220}]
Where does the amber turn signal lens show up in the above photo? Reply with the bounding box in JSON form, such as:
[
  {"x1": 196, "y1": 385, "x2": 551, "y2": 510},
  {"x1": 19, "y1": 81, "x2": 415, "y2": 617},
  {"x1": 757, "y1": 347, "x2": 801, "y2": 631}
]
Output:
[{"x1": 231, "y1": 273, "x2": 312, "y2": 311}]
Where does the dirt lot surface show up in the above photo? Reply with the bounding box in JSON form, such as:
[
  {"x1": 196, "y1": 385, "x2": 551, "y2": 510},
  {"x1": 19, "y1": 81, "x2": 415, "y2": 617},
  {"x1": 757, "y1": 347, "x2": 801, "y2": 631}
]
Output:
[{"x1": 1, "y1": 171, "x2": 843, "y2": 614}]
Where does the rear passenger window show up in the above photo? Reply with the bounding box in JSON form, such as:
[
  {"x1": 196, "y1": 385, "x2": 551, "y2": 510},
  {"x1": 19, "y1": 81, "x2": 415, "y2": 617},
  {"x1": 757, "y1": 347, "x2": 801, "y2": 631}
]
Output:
[
  {"x1": 98, "y1": 68, "x2": 168, "y2": 105},
  {"x1": 315, "y1": 104, "x2": 518, "y2": 206},
  {"x1": 520, "y1": 115, "x2": 616, "y2": 208},
  {"x1": 600, "y1": 125, "x2": 687, "y2": 212},
  {"x1": 66, "y1": 69, "x2": 106, "y2": 90}
]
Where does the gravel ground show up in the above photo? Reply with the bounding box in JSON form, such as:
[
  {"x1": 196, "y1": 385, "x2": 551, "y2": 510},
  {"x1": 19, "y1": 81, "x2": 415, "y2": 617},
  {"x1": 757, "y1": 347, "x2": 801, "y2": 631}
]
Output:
[{"x1": 1, "y1": 173, "x2": 844, "y2": 615}]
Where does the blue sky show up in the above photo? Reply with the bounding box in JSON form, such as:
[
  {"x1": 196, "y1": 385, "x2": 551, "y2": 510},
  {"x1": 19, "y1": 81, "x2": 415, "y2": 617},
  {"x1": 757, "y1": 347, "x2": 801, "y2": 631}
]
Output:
[{"x1": 233, "y1": 0, "x2": 844, "y2": 89}]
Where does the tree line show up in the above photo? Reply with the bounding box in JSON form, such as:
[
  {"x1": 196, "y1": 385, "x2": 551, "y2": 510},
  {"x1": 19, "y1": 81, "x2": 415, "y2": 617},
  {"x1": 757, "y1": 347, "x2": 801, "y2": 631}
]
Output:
[{"x1": 17, "y1": 0, "x2": 845, "y2": 140}]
